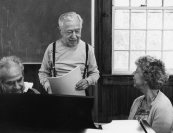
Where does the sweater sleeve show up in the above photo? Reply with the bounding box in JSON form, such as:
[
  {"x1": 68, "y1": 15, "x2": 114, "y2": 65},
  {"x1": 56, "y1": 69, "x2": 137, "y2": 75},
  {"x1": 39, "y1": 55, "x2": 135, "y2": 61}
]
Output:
[
  {"x1": 86, "y1": 45, "x2": 99, "y2": 86},
  {"x1": 151, "y1": 105, "x2": 173, "y2": 133},
  {"x1": 38, "y1": 44, "x2": 52, "y2": 91}
]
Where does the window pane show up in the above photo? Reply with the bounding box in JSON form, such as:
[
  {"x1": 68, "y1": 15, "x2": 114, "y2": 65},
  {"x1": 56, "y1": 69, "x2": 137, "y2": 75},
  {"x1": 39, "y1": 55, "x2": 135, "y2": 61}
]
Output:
[
  {"x1": 131, "y1": 10, "x2": 146, "y2": 29},
  {"x1": 114, "y1": 0, "x2": 129, "y2": 6},
  {"x1": 131, "y1": 30, "x2": 146, "y2": 50},
  {"x1": 147, "y1": 0, "x2": 162, "y2": 7},
  {"x1": 130, "y1": 51, "x2": 145, "y2": 71},
  {"x1": 114, "y1": 51, "x2": 129, "y2": 71},
  {"x1": 131, "y1": 0, "x2": 145, "y2": 7},
  {"x1": 147, "y1": 31, "x2": 162, "y2": 50},
  {"x1": 148, "y1": 10, "x2": 162, "y2": 29},
  {"x1": 163, "y1": 31, "x2": 173, "y2": 50},
  {"x1": 164, "y1": 10, "x2": 173, "y2": 29},
  {"x1": 114, "y1": 30, "x2": 129, "y2": 50},
  {"x1": 146, "y1": 51, "x2": 161, "y2": 59},
  {"x1": 163, "y1": 52, "x2": 173, "y2": 70},
  {"x1": 113, "y1": 0, "x2": 173, "y2": 74},
  {"x1": 164, "y1": 0, "x2": 173, "y2": 6},
  {"x1": 114, "y1": 10, "x2": 129, "y2": 29}
]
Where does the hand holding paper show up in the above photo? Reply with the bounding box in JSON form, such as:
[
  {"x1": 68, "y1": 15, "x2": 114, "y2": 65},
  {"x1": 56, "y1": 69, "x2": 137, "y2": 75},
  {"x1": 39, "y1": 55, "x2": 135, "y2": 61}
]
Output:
[{"x1": 76, "y1": 79, "x2": 89, "y2": 90}]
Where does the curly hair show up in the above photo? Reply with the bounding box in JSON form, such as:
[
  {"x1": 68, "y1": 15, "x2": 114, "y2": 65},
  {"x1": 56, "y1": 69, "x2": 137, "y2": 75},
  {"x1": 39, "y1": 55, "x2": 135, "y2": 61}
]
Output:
[
  {"x1": 135, "y1": 55, "x2": 169, "y2": 90},
  {"x1": 0, "y1": 56, "x2": 24, "y2": 83}
]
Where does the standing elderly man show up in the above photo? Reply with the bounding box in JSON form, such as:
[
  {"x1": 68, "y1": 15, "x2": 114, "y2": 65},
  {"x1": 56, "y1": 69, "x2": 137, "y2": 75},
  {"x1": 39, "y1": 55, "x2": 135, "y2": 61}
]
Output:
[
  {"x1": 0, "y1": 56, "x2": 39, "y2": 94},
  {"x1": 38, "y1": 12, "x2": 99, "y2": 94}
]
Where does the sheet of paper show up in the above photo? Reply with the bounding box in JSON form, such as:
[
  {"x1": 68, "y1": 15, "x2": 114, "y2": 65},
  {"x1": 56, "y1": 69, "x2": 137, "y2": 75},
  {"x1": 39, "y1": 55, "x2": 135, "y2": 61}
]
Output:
[
  {"x1": 48, "y1": 66, "x2": 85, "y2": 96},
  {"x1": 102, "y1": 120, "x2": 145, "y2": 133},
  {"x1": 24, "y1": 82, "x2": 33, "y2": 92}
]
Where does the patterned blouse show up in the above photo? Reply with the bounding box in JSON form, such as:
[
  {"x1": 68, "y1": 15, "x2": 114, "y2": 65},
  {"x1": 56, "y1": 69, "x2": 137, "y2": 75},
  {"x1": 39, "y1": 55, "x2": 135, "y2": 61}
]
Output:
[{"x1": 134, "y1": 105, "x2": 150, "y2": 121}]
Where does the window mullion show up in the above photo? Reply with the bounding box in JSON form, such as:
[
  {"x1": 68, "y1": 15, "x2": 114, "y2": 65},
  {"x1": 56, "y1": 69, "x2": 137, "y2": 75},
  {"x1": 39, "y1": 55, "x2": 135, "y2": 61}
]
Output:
[
  {"x1": 146, "y1": 9, "x2": 148, "y2": 55},
  {"x1": 161, "y1": 9, "x2": 164, "y2": 60},
  {"x1": 112, "y1": 6, "x2": 115, "y2": 74},
  {"x1": 129, "y1": 0, "x2": 131, "y2": 71},
  {"x1": 129, "y1": 9, "x2": 131, "y2": 71}
]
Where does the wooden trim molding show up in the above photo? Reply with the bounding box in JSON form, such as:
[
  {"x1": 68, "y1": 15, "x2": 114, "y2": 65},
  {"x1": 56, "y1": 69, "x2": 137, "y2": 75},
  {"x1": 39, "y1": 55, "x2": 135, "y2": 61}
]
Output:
[{"x1": 102, "y1": 75, "x2": 173, "y2": 86}]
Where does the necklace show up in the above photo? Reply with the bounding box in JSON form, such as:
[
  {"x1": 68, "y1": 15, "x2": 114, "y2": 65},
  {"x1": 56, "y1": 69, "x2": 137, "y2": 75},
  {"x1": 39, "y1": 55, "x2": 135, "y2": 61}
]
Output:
[
  {"x1": 151, "y1": 95, "x2": 157, "y2": 101},
  {"x1": 144, "y1": 91, "x2": 158, "y2": 108},
  {"x1": 151, "y1": 90, "x2": 159, "y2": 102}
]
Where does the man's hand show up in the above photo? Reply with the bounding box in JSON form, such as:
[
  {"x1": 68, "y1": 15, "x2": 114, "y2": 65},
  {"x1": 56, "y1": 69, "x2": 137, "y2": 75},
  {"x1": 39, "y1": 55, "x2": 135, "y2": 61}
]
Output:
[
  {"x1": 75, "y1": 79, "x2": 89, "y2": 90},
  {"x1": 47, "y1": 86, "x2": 52, "y2": 94}
]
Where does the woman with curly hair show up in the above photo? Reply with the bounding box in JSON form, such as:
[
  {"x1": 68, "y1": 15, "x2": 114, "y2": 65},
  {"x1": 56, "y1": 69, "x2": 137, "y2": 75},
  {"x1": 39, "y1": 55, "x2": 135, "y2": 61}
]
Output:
[{"x1": 128, "y1": 55, "x2": 173, "y2": 133}]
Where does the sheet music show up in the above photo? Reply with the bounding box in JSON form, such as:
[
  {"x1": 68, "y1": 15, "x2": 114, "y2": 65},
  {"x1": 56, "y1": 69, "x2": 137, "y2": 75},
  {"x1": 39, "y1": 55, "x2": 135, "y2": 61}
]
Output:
[{"x1": 48, "y1": 66, "x2": 85, "y2": 96}]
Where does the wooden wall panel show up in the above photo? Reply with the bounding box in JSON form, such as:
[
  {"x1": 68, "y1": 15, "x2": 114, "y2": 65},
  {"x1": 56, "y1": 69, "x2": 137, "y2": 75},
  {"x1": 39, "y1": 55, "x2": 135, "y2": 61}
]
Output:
[
  {"x1": 24, "y1": 64, "x2": 46, "y2": 94},
  {"x1": 97, "y1": 76, "x2": 173, "y2": 122}
]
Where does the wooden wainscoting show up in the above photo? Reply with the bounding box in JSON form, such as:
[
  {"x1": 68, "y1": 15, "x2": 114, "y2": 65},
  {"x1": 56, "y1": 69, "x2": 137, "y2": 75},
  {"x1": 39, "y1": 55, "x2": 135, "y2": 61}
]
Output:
[
  {"x1": 96, "y1": 75, "x2": 173, "y2": 122},
  {"x1": 24, "y1": 64, "x2": 46, "y2": 94}
]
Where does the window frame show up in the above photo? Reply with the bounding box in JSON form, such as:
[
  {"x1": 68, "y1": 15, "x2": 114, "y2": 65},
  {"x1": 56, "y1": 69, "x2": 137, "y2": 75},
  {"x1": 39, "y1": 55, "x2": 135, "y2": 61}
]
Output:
[{"x1": 112, "y1": 2, "x2": 173, "y2": 75}]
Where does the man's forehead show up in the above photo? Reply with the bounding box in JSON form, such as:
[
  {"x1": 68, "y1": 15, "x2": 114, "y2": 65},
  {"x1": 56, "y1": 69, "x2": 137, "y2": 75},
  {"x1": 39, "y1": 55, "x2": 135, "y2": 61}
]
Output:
[
  {"x1": 63, "y1": 17, "x2": 80, "y2": 27},
  {"x1": 63, "y1": 15, "x2": 79, "y2": 22},
  {"x1": 2, "y1": 65, "x2": 22, "y2": 79}
]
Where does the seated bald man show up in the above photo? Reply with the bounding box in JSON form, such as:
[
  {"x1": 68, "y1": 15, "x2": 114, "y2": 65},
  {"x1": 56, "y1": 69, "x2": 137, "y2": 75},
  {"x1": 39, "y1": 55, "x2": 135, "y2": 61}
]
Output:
[{"x1": 0, "y1": 56, "x2": 39, "y2": 94}]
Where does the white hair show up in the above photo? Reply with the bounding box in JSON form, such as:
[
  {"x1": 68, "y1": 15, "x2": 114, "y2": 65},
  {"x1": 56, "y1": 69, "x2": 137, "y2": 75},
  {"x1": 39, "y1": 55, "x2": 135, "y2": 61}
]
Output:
[
  {"x1": 0, "y1": 56, "x2": 24, "y2": 83},
  {"x1": 58, "y1": 12, "x2": 83, "y2": 30}
]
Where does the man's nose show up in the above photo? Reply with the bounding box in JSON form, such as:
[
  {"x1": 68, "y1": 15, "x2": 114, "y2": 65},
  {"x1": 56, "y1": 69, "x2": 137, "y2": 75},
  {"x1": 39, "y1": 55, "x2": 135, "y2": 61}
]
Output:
[
  {"x1": 14, "y1": 82, "x2": 21, "y2": 89},
  {"x1": 71, "y1": 31, "x2": 77, "y2": 38}
]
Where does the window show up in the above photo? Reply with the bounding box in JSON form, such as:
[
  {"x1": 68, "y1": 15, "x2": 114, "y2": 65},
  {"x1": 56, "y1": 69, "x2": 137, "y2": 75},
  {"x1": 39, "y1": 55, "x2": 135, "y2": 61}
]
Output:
[{"x1": 112, "y1": 0, "x2": 173, "y2": 74}]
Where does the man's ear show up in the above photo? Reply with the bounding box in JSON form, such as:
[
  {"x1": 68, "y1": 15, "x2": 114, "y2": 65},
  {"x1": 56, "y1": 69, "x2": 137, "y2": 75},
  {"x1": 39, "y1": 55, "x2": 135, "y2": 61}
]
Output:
[
  {"x1": 60, "y1": 30, "x2": 62, "y2": 35},
  {"x1": 0, "y1": 83, "x2": 3, "y2": 89},
  {"x1": 58, "y1": 27, "x2": 62, "y2": 34},
  {"x1": 0, "y1": 83, "x2": 5, "y2": 93},
  {"x1": 60, "y1": 29, "x2": 64, "y2": 36}
]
